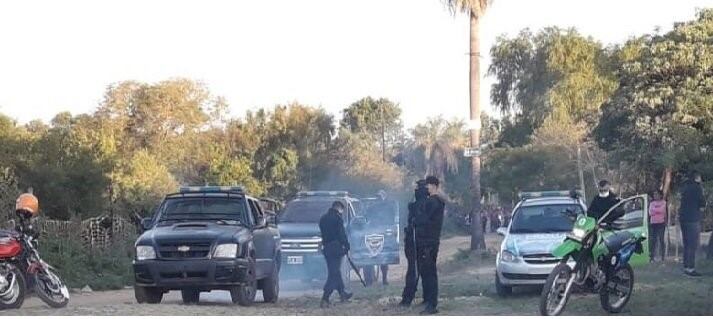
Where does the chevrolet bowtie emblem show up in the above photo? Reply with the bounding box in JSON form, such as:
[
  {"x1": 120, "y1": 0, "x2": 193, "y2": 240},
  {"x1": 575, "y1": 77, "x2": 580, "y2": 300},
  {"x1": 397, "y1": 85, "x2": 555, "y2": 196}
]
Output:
[{"x1": 177, "y1": 245, "x2": 190, "y2": 252}]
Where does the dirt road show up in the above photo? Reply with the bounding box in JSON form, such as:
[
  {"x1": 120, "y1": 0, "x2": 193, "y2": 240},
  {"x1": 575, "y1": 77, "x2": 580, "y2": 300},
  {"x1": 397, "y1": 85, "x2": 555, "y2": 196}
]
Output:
[{"x1": 5, "y1": 234, "x2": 713, "y2": 316}]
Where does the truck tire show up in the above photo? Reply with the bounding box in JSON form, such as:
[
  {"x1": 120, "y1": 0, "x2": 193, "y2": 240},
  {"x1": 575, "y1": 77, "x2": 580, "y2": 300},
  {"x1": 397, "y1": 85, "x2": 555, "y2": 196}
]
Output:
[
  {"x1": 231, "y1": 260, "x2": 257, "y2": 306},
  {"x1": 181, "y1": 289, "x2": 200, "y2": 304},
  {"x1": 134, "y1": 286, "x2": 163, "y2": 304},
  {"x1": 260, "y1": 266, "x2": 279, "y2": 303}
]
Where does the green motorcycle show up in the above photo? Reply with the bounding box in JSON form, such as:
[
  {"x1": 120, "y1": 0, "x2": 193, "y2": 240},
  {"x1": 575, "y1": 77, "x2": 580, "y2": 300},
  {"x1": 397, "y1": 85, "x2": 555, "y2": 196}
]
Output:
[{"x1": 539, "y1": 196, "x2": 648, "y2": 316}]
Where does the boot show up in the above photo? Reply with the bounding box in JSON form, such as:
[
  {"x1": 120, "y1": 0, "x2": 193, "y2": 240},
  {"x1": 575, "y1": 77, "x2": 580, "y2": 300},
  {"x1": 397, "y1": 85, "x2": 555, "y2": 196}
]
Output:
[
  {"x1": 420, "y1": 304, "x2": 438, "y2": 315},
  {"x1": 340, "y1": 291, "x2": 353, "y2": 302},
  {"x1": 398, "y1": 299, "x2": 411, "y2": 308}
]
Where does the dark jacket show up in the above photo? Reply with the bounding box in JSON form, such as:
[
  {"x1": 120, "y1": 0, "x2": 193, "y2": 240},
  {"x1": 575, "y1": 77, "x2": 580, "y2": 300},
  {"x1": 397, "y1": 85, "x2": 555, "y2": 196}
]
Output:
[
  {"x1": 587, "y1": 193, "x2": 620, "y2": 221},
  {"x1": 679, "y1": 180, "x2": 706, "y2": 223},
  {"x1": 319, "y1": 208, "x2": 350, "y2": 257},
  {"x1": 414, "y1": 194, "x2": 445, "y2": 246}
]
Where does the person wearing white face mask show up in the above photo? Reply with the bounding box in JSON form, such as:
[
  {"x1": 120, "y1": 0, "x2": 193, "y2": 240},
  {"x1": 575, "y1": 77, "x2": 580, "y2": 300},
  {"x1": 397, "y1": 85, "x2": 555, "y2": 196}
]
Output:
[{"x1": 587, "y1": 180, "x2": 621, "y2": 222}]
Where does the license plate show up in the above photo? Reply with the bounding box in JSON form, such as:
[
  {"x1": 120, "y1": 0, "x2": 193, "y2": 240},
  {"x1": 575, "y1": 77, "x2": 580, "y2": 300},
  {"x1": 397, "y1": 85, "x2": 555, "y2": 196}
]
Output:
[{"x1": 287, "y1": 256, "x2": 303, "y2": 265}]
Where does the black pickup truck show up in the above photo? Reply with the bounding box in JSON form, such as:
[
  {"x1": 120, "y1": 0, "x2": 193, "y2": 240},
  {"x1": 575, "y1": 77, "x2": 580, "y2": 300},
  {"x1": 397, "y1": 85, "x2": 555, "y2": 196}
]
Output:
[{"x1": 133, "y1": 186, "x2": 281, "y2": 306}]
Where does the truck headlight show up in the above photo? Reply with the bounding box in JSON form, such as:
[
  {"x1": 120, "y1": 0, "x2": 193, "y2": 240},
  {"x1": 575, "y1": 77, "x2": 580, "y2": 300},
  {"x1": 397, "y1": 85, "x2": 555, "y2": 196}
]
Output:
[
  {"x1": 136, "y1": 246, "x2": 156, "y2": 261},
  {"x1": 214, "y1": 244, "x2": 239, "y2": 258},
  {"x1": 501, "y1": 250, "x2": 517, "y2": 262}
]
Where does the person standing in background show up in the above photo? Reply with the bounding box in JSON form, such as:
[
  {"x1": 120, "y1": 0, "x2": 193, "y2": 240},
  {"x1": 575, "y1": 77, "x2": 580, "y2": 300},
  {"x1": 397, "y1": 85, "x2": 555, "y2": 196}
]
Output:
[
  {"x1": 679, "y1": 171, "x2": 706, "y2": 277},
  {"x1": 648, "y1": 190, "x2": 667, "y2": 262},
  {"x1": 414, "y1": 176, "x2": 446, "y2": 315}
]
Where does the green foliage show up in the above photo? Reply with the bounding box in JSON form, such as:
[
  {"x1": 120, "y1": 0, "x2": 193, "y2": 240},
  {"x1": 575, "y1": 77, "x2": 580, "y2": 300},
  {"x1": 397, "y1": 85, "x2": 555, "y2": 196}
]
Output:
[
  {"x1": 114, "y1": 150, "x2": 178, "y2": 215},
  {"x1": 488, "y1": 27, "x2": 617, "y2": 146},
  {"x1": 39, "y1": 235, "x2": 135, "y2": 290},
  {"x1": 340, "y1": 97, "x2": 404, "y2": 159},
  {"x1": 594, "y1": 9, "x2": 713, "y2": 178}
]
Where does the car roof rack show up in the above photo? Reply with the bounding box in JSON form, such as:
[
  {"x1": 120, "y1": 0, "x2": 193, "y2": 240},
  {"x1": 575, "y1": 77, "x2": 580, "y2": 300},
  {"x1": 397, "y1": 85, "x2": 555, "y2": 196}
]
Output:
[
  {"x1": 519, "y1": 190, "x2": 583, "y2": 201},
  {"x1": 296, "y1": 191, "x2": 350, "y2": 198}
]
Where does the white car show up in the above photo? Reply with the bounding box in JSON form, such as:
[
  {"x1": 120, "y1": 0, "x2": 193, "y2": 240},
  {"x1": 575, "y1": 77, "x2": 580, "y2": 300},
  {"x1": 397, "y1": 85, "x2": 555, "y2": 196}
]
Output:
[{"x1": 495, "y1": 191, "x2": 587, "y2": 296}]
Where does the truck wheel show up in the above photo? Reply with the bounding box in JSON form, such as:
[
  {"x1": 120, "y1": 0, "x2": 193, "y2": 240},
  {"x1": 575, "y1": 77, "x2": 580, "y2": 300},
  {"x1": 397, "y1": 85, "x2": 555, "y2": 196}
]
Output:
[
  {"x1": 231, "y1": 262, "x2": 257, "y2": 306},
  {"x1": 134, "y1": 286, "x2": 163, "y2": 304},
  {"x1": 260, "y1": 266, "x2": 279, "y2": 303},
  {"x1": 181, "y1": 289, "x2": 200, "y2": 304},
  {"x1": 495, "y1": 273, "x2": 512, "y2": 297}
]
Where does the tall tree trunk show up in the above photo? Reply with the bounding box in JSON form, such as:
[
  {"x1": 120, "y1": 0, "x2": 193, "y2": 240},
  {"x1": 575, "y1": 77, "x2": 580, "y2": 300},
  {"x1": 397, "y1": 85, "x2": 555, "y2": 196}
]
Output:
[{"x1": 469, "y1": 11, "x2": 486, "y2": 251}]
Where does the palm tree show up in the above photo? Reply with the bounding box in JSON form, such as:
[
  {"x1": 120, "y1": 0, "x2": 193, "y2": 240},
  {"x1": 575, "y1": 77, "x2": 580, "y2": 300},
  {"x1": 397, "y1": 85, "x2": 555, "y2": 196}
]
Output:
[
  {"x1": 444, "y1": 0, "x2": 491, "y2": 250},
  {"x1": 411, "y1": 117, "x2": 467, "y2": 189}
]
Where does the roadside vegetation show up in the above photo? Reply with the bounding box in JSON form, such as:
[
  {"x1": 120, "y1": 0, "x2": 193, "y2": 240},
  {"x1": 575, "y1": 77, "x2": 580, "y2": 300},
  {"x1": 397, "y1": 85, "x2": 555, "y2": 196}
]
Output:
[{"x1": 0, "y1": 8, "x2": 711, "y2": 291}]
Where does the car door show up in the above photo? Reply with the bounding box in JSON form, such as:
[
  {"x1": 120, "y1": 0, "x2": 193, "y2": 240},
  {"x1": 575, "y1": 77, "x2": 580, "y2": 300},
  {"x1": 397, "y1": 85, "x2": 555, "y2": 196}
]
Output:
[
  {"x1": 248, "y1": 198, "x2": 277, "y2": 278},
  {"x1": 598, "y1": 194, "x2": 650, "y2": 266}
]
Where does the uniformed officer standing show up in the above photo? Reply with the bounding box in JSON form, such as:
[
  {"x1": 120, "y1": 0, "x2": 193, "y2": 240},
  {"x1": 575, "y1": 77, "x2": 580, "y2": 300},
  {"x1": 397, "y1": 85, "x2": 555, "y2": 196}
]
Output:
[
  {"x1": 399, "y1": 179, "x2": 427, "y2": 307},
  {"x1": 319, "y1": 201, "x2": 353, "y2": 308},
  {"x1": 415, "y1": 176, "x2": 445, "y2": 315}
]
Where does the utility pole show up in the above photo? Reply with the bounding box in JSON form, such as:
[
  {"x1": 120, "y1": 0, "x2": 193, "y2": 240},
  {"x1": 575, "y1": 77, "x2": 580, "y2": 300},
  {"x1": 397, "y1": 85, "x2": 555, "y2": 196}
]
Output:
[
  {"x1": 577, "y1": 145, "x2": 586, "y2": 201},
  {"x1": 380, "y1": 102, "x2": 386, "y2": 162}
]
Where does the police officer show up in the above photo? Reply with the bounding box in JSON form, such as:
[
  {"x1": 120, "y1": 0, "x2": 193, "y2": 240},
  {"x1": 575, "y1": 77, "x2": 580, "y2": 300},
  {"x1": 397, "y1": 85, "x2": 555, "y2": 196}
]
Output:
[
  {"x1": 319, "y1": 201, "x2": 353, "y2": 308},
  {"x1": 588, "y1": 180, "x2": 621, "y2": 222},
  {"x1": 415, "y1": 176, "x2": 445, "y2": 315},
  {"x1": 399, "y1": 179, "x2": 427, "y2": 307}
]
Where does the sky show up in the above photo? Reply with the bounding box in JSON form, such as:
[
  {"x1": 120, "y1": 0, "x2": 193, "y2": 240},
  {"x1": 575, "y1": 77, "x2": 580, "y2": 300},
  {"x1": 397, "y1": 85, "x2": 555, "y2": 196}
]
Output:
[{"x1": 0, "y1": 0, "x2": 710, "y2": 128}]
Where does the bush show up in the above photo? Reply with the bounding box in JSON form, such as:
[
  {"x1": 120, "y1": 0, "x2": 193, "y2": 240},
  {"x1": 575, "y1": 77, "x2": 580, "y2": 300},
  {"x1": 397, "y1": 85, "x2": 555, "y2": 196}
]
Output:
[{"x1": 38, "y1": 235, "x2": 135, "y2": 291}]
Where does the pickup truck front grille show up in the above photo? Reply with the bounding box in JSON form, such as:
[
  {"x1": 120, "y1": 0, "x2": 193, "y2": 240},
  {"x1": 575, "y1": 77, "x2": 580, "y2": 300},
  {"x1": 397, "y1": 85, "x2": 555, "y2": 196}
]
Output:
[
  {"x1": 281, "y1": 238, "x2": 321, "y2": 253},
  {"x1": 158, "y1": 241, "x2": 212, "y2": 259}
]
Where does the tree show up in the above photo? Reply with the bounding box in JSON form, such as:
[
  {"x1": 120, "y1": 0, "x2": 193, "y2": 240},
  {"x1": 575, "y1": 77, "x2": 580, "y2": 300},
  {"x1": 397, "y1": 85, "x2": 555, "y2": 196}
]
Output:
[
  {"x1": 114, "y1": 150, "x2": 178, "y2": 217},
  {"x1": 445, "y1": 0, "x2": 491, "y2": 250},
  {"x1": 340, "y1": 97, "x2": 403, "y2": 162},
  {"x1": 410, "y1": 117, "x2": 467, "y2": 189},
  {"x1": 593, "y1": 9, "x2": 713, "y2": 199},
  {"x1": 488, "y1": 27, "x2": 617, "y2": 146}
]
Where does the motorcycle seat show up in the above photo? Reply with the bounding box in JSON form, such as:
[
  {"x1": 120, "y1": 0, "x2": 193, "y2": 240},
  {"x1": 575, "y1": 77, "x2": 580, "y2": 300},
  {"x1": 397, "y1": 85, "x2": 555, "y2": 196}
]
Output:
[{"x1": 603, "y1": 231, "x2": 635, "y2": 252}]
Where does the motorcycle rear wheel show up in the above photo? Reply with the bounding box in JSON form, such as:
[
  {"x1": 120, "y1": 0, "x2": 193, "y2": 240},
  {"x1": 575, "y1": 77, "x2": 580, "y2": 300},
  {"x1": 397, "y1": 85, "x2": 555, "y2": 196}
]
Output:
[
  {"x1": 600, "y1": 264, "x2": 634, "y2": 313},
  {"x1": 0, "y1": 266, "x2": 26, "y2": 310},
  {"x1": 539, "y1": 263, "x2": 573, "y2": 316},
  {"x1": 33, "y1": 269, "x2": 69, "y2": 308}
]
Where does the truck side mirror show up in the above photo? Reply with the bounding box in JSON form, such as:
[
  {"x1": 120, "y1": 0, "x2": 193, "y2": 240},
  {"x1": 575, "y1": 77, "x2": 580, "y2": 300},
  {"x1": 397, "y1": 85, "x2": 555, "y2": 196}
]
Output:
[
  {"x1": 140, "y1": 218, "x2": 153, "y2": 232},
  {"x1": 496, "y1": 227, "x2": 508, "y2": 236}
]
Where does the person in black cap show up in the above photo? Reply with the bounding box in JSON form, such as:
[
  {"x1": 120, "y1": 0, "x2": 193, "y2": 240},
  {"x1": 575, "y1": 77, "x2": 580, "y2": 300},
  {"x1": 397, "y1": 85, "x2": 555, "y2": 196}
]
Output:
[
  {"x1": 587, "y1": 180, "x2": 621, "y2": 222},
  {"x1": 399, "y1": 179, "x2": 428, "y2": 307},
  {"x1": 415, "y1": 176, "x2": 446, "y2": 315},
  {"x1": 319, "y1": 201, "x2": 353, "y2": 308}
]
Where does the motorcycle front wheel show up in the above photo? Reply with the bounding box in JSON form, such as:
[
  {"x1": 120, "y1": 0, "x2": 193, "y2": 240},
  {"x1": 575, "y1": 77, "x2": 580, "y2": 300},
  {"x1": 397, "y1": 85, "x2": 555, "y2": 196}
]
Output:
[
  {"x1": 33, "y1": 269, "x2": 69, "y2": 308},
  {"x1": 599, "y1": 264, "x2": 634, "y2": 313},
  {"x1": 0, "y1": 265, "x2": 26, "y2": 310},
  {"x1": 539, "y1": 263, "x2": 574, "y2": 316}
]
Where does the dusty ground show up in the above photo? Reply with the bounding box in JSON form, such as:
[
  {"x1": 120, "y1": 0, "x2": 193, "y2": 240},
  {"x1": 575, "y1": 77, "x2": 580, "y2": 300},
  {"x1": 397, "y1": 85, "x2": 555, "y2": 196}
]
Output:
[{"x1": 4, "y1": 234, "x2": 713, "y2": 316}]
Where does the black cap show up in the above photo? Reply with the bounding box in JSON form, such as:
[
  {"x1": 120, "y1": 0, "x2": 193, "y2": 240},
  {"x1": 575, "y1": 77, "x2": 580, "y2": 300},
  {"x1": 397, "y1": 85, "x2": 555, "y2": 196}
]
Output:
[
  {"x1": 425, "y1": 176, "x2": 440, "y2": 186},
  {"x1": 331, "y1": 201, "x2": 345, "y2": 210},
  {"x1": 598, "y1": 180, "x2": 610, "y2": 188}
]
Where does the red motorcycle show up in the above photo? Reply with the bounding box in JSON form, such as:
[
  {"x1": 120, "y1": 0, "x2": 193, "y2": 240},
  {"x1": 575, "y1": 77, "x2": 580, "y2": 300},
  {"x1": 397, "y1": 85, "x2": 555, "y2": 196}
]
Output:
[{"x1": 0, "y1": 215, "x2": 69, "y2": 310}]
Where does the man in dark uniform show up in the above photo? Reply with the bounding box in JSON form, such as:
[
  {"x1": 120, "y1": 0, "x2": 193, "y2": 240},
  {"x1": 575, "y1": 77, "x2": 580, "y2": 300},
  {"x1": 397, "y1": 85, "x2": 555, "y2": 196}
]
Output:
[
  {"x1": 415, "y1": 176, "x2": 445, "y2": 315},
  {"x1": 588, "y1": 180, "x2": 621, "y2": 222},
  {"x1": 399, "y1": 179, "x2": 428, "y2": 307},
  {"x1": 319, "y1": 201, "x2": 353, "y2": 308}
]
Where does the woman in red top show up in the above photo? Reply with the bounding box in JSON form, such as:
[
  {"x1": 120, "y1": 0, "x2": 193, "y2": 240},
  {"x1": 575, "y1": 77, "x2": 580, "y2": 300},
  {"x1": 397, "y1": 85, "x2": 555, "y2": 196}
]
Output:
[{"x1": 648, "y1": 190, "x2": 667, "y2": 262}]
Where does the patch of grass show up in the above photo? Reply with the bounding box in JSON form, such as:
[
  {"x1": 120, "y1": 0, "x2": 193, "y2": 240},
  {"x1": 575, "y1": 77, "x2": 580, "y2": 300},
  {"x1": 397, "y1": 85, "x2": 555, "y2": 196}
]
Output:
[{"x1": 39, "y1": 235, "x2": 135, "y2": 291}]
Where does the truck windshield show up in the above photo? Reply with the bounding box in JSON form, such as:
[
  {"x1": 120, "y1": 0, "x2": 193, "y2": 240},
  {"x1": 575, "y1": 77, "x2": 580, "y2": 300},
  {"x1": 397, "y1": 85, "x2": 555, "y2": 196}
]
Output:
[
  {"x1": 279, "y1": 200, "x2": 334, "y2": 223},
  {"x1": 509, "y1": 204, "x2": 583, "y2": 234},
  {"x1": 157, "y1": 197, "x2": 247, "y2": 224}
]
